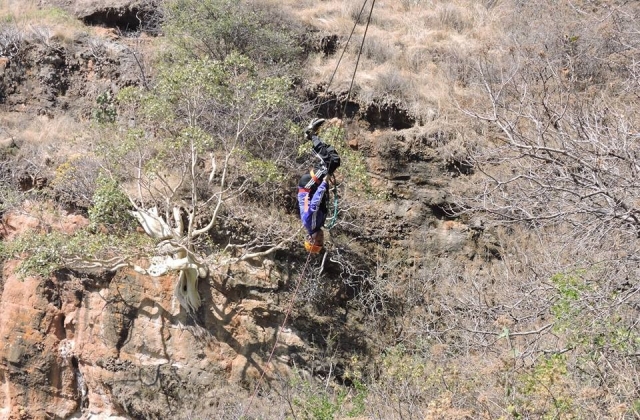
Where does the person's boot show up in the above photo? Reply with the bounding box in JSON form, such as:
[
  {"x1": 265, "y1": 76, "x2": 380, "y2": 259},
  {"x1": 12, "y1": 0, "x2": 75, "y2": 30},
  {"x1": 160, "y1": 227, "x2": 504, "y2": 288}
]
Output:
[{"x1": 305, "y1": 118, "x2": 325, "y2": 140}]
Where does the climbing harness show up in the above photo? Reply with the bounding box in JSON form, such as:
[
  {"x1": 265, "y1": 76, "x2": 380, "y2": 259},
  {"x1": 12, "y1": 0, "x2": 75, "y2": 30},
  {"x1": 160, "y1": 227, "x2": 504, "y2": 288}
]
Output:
[
  {"x1": 307, "y1": 147, "x2": 338, "y2": 233},
  {"x1": 310, "y1": 150, "x2": 340, "y2": 231}
]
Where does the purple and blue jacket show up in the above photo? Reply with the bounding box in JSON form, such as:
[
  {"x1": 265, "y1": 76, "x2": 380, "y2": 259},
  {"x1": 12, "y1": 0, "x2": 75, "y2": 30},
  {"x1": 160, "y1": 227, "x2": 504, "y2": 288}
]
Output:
[{"x1": 298, "y1": 180, "x2": 329, "y2": 236}]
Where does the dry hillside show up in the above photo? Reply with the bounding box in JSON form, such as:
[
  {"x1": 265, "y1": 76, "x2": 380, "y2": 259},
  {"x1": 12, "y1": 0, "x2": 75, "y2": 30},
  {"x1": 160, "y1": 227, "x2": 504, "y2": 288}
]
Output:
[{"x1": 1, "y1": 0, "x2": 639, "y2": 419}]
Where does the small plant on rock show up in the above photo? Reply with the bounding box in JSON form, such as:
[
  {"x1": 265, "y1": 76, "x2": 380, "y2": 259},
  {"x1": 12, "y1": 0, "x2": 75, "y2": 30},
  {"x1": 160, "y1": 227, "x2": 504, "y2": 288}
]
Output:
[{"x1": 88, "y1": 175, "x2": 135, "y2": 232}]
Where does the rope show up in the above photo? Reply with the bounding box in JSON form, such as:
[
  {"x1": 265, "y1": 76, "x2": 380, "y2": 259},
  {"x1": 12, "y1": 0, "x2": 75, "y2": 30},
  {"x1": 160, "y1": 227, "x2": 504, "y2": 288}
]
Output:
[
  {"x1": 325, "y1": 180, "x2": 339, "y2": 230},
  {"x1": 319, "y1": 0, "x2": 376, "y2": 231},
  {"x1": 239, "y1": 251, "x2": 314, "y2": 419},
  {"x1": 342, "y1": 0, "x2": 376, "y2": 118},
  {"x1": 324, "y1": 0, "x2": 370, "y2": 95},
  {"x1": 310, "y1": 0, "x2": 370, "y2": 116},
  {"x1": 240, "y1": 2, "x2": 377, "y2": 417}
]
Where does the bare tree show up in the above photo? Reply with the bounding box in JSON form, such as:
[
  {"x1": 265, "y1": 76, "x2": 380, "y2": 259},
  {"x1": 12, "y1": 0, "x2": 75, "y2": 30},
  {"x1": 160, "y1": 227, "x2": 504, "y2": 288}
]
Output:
[
  {"x1": 455, "y1": 7, "x2": 640, "y2": 244},
  {"x1": 444, "y1": 3, "x2": 640, "y2": 416},
  {"x1": 453, "y1": 5, "x2": 640, "y2": 241},
  {"x1": 72, "y1": 53, "x2": 300, "y2": 312}
]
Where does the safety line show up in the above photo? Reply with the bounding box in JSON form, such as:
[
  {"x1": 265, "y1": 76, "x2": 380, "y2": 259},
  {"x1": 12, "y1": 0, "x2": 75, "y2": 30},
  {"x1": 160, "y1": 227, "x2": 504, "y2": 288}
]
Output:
[
  {"x1": 325, "y1": 182, "x2": 339, "y2": 230},
  {"x1": 315, "y1": 0, "x2": 374, "y2": 231},
  {"x1": 240, "y1": 3, "x2": 378, "y2": 415},
  {"x1": 239, "y1": 251, "x2": 314, "y2": 419}
]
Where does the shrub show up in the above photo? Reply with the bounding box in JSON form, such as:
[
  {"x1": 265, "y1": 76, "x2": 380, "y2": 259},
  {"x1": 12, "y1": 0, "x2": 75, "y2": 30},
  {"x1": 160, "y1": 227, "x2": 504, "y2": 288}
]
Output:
[
  {"x1": 342, "y1": 1, "x2": 368, "y2": 25},
  {"x1": 92, "y1": 91, "x2": 117, "y2": 124},
  {"x1": 401, "y1": 0, "x2": 428, "y2": 11},
  {"x1": 515, "y1": 355, "x2": 576, "y2": 419},
  {"x1": 303, "y1": 124, "x2": 371, "y2": 194},
  {"x1": 1, "y1": 230, "x2": 65, "y2": 278},
  {"x1": 88, "y1": 175, "x2": 135, "y2": 232},
  {"x1": 374, "y1": 68, "x2": 415, "y2": 102},
  {"x1": 243, "y1": 154, "x2": 285, "y2": 183},
  {"x1": 163, "y1": 0, "x2": 304, "y2": 65},
  {"x1": 0, "y1": 177, "x2": 20, "y2": 215},
  {"x1": 287, "y1": 372, "x2": 368, "y2": 419},
  {"x1": 436, "y1": 3, "x2": 473, "y2": 33},
  {"x1": 361, "y1": 34, "x2": 395, "y2": 64},
  {"x1": 51, "y1": 155, "x2": 100, "y2": 208},
  {"x1": 0, "y1": 25, "x2": 23, "y2": 57},
  {"x1": 2, "y1": 229, "x2": 152, "y2": 278}
]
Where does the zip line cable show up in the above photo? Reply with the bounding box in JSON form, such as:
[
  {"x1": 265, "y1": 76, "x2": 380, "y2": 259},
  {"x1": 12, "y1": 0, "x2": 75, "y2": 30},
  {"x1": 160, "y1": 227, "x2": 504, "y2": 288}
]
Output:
[
  {"x1": 326, "y1": 0, "x2": 376, "y2": 229},
  {"x1": 343, "y1": 0, "x2": 376, "y2": 118},
  {"x1": 323, "y1": 0, "x2": 370, "y2": 96}
]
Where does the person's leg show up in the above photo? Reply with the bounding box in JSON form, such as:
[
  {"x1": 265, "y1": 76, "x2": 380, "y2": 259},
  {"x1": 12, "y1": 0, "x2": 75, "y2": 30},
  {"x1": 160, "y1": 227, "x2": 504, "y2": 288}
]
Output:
[{"x1": 312, "y1": 136, "x2": 341, "y2": 176}]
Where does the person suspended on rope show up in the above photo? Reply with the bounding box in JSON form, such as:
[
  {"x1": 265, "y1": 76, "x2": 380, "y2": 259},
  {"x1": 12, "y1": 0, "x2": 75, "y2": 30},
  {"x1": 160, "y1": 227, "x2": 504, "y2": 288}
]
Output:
[{"x1": 297, "y1": 118, "x2": 341, "y2": 254}]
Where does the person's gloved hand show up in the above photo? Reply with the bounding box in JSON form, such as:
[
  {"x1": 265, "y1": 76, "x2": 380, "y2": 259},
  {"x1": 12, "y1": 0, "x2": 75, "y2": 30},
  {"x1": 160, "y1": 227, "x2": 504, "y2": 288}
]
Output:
[
  {"x1": 327, "y1": 161, "x2": 339, "y2": 175},
  {"x1": 314, "y1": 166, "x2": 328, "y2": 181}
]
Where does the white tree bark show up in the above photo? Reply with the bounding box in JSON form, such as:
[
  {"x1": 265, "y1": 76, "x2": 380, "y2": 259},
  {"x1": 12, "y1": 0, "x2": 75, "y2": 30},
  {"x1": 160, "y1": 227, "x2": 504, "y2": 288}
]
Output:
[{"x1": 129, "y1": 207, "x2": 208, "y2": 312}]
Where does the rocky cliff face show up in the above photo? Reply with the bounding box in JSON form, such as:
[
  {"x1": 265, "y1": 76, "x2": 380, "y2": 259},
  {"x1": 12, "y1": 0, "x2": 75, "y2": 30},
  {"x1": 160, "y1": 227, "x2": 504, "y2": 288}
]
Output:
[
  {"x1": 0, "y1": 210, "x2": 318, "y2": 418},
  {"x1": 0, "y1": 208, "x2": 494, "y2": 418},
  {"x1": 0, "y1": 30, "x2": 142, "y2": 119},
  {"x1": 0, "y1": 136, "x2": 494, "y2": 419}
]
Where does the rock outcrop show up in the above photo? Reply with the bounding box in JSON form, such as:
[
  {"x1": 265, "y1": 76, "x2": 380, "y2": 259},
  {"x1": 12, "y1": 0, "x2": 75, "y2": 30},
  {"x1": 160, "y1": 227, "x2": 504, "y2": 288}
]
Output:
[
  {"x1": 39, "y1": 0, "x2": 157, "y2": 33},
  {"x1": 0, "y1": 34, "x2": 143, "y2": 118},
  {"x1": 0, "y1": 209, "x2": 316, "y2": 418}
]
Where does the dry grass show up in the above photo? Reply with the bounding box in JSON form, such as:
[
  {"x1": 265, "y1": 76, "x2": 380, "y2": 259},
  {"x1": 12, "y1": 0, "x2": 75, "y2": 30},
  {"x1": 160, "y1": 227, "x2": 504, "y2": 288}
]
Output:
[
  {"x1": 0, "y1": 0, "x2": 161, "y2": 160},
  {"x1": 0, "y1": 0, "x2": 40, "y2": 19},
  {"x1": 1, "y1": 0, "x2": 508, "y2": 136},
  {"x1": 0, "y1": 113, "x2": 93, "y2": 165},
  {"x1": 0, "y1": 0, "x2": 482, "y2": 129},
  {"x1": 0, "y1": 0, "x2": 103, "y2": 45},
  {"x1": 1, "y1": 0, "x2": 77, "y2": 25},
  {"x1": 267, "y1": 0, "x2": 504, "y2": 122}
]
